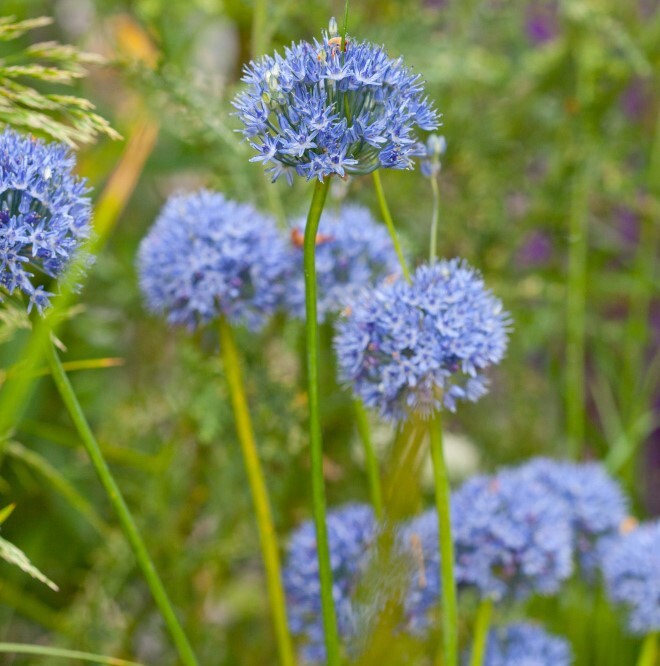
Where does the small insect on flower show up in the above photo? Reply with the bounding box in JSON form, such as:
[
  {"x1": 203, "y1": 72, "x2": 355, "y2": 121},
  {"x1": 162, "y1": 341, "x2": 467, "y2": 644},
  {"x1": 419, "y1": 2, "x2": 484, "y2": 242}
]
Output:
[
  {"x1": 289, "y1": 228, "x2": 334, "y2": 248},
  {"x1": 233, "y1": 18, "x2": 439, "y2": 182},
  {"x1": 0, "y1": 129, "x2": 92, "y2": 313},
  {"x1": 285, "y1": 205, "x2": 401, "y2": 323}
]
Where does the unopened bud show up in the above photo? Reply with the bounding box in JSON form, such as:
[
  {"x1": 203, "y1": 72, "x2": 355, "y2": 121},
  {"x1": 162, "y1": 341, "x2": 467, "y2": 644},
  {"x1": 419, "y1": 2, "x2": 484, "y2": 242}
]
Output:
[
  {"x1": 427, "y1": 134, "x2": 447, "y2": 157},
  {"x1": 328, "y1": 17, "x2": 338, "y2": 37}
]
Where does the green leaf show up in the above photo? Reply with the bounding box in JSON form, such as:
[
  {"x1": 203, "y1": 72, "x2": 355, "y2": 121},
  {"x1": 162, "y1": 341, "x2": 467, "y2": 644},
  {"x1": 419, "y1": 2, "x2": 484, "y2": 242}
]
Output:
[
  {"x1": 0, "y1": 503, "x2": 15, "y2": 525},
  {"x1": 0, "y1": 534, "x2": 59, "y2": 591},
  {"x1": 0, "y1": 644, "x2": 146, "y2": 666},
  {"x1": 0, "y1": 16, "x2": 120, "y2": 146}
]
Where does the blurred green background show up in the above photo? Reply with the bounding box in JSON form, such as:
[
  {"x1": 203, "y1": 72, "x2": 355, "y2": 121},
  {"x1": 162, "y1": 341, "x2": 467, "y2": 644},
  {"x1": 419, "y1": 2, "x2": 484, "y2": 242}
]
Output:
[{"x1": 0, "y1": 0, "x2": 658, "y2": 663}]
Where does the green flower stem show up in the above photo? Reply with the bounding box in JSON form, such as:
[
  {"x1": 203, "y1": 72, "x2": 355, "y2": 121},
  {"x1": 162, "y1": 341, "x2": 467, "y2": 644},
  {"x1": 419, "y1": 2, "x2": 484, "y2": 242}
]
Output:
[
  {"x1": 429, "y1": 410, "x2": 458, "y2": 666},
  {"x1": 250, "y1": 0, "x2": 268, "y2": 60},
  {"x1": 353, "y1": 400, "x2": 383, "y2": 518},
  {"x1": 0, "y1": 643, "x2": 145, "y2": 666},
  {"x1": 303, "y1": 177, "x2": 340, "y2": 665},
  {"x1": 46, "y1": 342, "x2": 199, "y2": 666},
  {"x1": 429, "y1": 174, "x2": 441, "y2": 262},
  {"x1": 372, "y1": 170, "x2": 411, "y2": 282},
  {"x1": 468, "y1": 598, "x2": 493, "y2": 666},
  {"x1": 565, "y1": 153, "x2": 590, "y2": 460},
  {"x1": 637, "y1": 633, "x2": 658, "y2": 666},
  {"x1": 565, "y1": 44, "x2": 595, "y2": 461},
  {"x1": 218, "y1": 317, "x2": 296, "y2": 666},
  {"x1": 621, "y1": 102, "x2": 660, "y2": 424}
]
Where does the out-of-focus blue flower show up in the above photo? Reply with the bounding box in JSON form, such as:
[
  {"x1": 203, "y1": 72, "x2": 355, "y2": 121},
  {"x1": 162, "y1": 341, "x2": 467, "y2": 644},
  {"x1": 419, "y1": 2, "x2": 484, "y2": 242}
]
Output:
[
  {"x1": 0, "y1": 128, "x2": 92, "y2": 313},
  {"x1": 137, "y1": 190, "x2": 289, "y2": 331},
  {"x1": 420, "y1": 134, "x2": 446, "y2": 178},
  {"x1": 521, "y1": 458, "x2": 628, "y2": 573},
  {"x1": 397, "y1": 509, "x2": 441, "y2": 633},
  {"x1": 233, "y1": 19, "x2": 439, "y2": 183},
  {"x1": 471, "y1": 623, "x2": 573, "y2": 666},
  {"x1": 452, "y1": 465, "x2": 573, "y2": 601},
  {"x1": 284, "y1": 504, "x2": 377, "y2": 663},
  {"x1": 334, "y1": 259, "x2": 510, "y2": 421},
  {"x1": 285, "y1": 204, "x2": 401, "y2": 322},
  {"x1": 601, "y1": 520, "x2": 660, "y2": 634}
]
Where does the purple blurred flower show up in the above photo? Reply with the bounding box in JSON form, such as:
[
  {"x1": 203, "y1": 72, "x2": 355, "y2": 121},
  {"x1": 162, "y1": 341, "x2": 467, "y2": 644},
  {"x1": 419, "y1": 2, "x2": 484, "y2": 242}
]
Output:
[
  {"x1": 620, "y1": 79, "x2": 650, "y2": 121},
  {"x1": 515, "y1": 231, "x2": 553, "y2": 269},
  {"x1": 525, "y1": 2, "x2": 559, "y2": 45}
]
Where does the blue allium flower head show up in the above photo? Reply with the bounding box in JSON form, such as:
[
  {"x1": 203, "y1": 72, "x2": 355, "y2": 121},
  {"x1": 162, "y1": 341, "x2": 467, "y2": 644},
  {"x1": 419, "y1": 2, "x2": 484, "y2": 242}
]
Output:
[
  {"x1": 470, "y1": 623, "x2": 573, "y2": 666},
  {"x1": 397, "y1": 509, "x2": 442, "y2": 633},
  {"x1": 233, "y1": 19, "x2": 439, "y2": 183},
  {"x1": 284, "y1": 503, "x2": 377, "y2": 663},
  {"x1": 601, "y1": 520, "x2": 660, "y2": 634},
  {"x1": 334, "y1": 259, "x2": 510, "y2": 421},
  {"x1": 137, "y1": 190, "x2": 290, "y2": 331},
  {"x1": 521, "y1": 458, "x2": 629, "y2": 573},
  {"x1": 0, "y1": 128, "x2": 92, "y2": 313},
  {"x1": 452, "y1": 465, "x2": 573, "y2": 601},
  {"x1": 285, "y1": 204, "x2": 401, "y2": 322}
]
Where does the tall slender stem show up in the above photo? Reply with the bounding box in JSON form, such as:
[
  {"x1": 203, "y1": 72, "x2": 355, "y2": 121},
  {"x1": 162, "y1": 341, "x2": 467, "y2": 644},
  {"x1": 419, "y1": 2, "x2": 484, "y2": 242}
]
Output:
[
  {"x1": 250, "y1": 0, "x2": 268, "y2": 60},
  {"x1": 637, "y1": 633, "x2": 658, "y2": 666},
  {"x1": 303, "y1": 177, "x2": 340, "y2": 665},
  {"x1": 341, "y1": 0, "x2": 350, "y2": 48},
  {"x1": 621, "y1": 102, "x2": 660, "y2": 424},
  {"x1": 218, "y1": 318, "x2": 296, "y2": 666},
  {"x1": 353, "y1": 400, "x2": 383, "y2": 518},
  {"x1": 429, "y1": 175, "x2": 441, "y2": 262},
  {"x1": 468, "y1": 598, "x2": 493, "y2": 666},
  {"x1": 565, "y1": 44, "x2": 594, "y2": 461},
  {"x1": 429, "y1": 411, "x2": 458, "y2": 666},
  {"x1": 372, "y1": 171, "x2": 411, "y2": 282},
  {"x1": 565, "y1": 157, "x2": 590, "y2": 460},
  {"x1": 46, "y1": 343, "x2": 199, "y2": 666}
]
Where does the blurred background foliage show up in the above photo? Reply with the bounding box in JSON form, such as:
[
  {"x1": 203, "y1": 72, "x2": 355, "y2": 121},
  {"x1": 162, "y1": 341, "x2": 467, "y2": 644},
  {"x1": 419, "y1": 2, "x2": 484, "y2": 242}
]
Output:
[{"x1": 0, "y1": 0, "x2": 658, "y2": 664}]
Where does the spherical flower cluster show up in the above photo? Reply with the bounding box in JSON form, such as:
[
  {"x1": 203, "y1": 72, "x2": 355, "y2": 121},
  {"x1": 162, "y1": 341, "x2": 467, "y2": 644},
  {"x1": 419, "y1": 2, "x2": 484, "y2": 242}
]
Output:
[
  {"x1": 334, "y1": 259, "x2": 510, "y2": 421},
  {"x1": 285, "y1": 204, "x2": 401, "y2": 322},
  {"x1": 601, "y1": 520, "x2": 660, "y2": 634},
  {"x1": 233, "y1": 21, "x2": 438, "y2": 183},
  {"x1": 137, "y1": 190, "x2": 290, "y2": 331},
  {"x1": 284, "y1": 503, "x2": 376, "y2": 663},
  {"x1": 477, "y1": 623, "x2": 573, "y2": 666},
  {"x1": 452, "y1": 465, "x2": 573, "y2": 601},
  {"x1": 521, "y1": 458, "x2": 628, "y2": 573},
  {"x1": 397, "y1": 509, "x2": 442, "y2": 633},
  {"x1": 0, "y1": 128, "x2": 92, "y2": 313}
]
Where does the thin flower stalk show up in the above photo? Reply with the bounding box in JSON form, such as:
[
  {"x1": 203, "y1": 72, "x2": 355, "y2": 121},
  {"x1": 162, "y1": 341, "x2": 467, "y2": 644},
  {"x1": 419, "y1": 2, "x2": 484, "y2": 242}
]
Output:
[
  {"x1": 46, "y1": 342, "x2": 199, "y2": 666},
  {"x1": 372, "y1": 170, "x2": 411, "y2": 282},
  {"x1": 429, "y1": 411, "x2": 458, "y2": 666},
  {"x1": 303, "y1": 177, "x2": 340, "y2": 665},
  {"x1": 469, "y1": 598, "x2": 494, "y2": 666},
  {"x1": 429, "y1": 174, "x2": 441, "y2": 262},
  {"x1": 354, "y1": 400, "x2": 383, "y2": 518},
  {"x1": 218, "y1": 317, "x2": 296, "y2": 666},
  {"x1": 565, "y1": 45, "x2": 595, "y2": 460}
]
